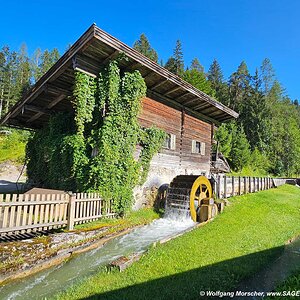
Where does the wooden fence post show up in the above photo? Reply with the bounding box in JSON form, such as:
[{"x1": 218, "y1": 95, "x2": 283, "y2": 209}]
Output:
[
  {"x1": 260, "y1": 177, "x2": 262, "y2": 190},
  {"x1": 238, "y1": 176, "x2": 241, "y2": 195},
  {"x1": 232, "y1": 176, "x2": 235, "y2": 197},
  {"x1": 224, "y1": 175, "x2": 227, "y2": 199},
  {"x1": 217, "y1": 175, "x2": 221, "y2": 199},
  {"x1": 264, "y1": 177, "x2": 266, "y2": 190},
  {"x1": 249, "y1": 177, "x2": 251, "y2": 193},
  {"x1": 244, "y1": 177, "x2": 247, "y2": 194},
  {"x1": 67, "y1": 193, "x2": 76, "y2": 231}
]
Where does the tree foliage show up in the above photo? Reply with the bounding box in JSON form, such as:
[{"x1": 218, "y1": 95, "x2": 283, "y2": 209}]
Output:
[
  {"x1": 165, "y1": 40, "x2": 184, "y2": 76},
  {"x1": 214, "y1": 58, "x2": 300, "y2": 176},
  {"x1": 133, "y1": 34, "x2": 158, "y2": 62},
  {"x1": 0, "y1": 45, "x2": 60, "y2": 119}
]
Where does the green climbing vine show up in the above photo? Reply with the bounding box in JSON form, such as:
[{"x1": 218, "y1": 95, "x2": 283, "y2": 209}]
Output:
[
  {"x1": 72, "y1": 72, "x2": 96, "y2": 135},
  {"x1": 139, "y1": 127, "x2": 166, "y2": 184},
  {"x1": 26, "y1": 59, "x2": 166, "y2": 215}
]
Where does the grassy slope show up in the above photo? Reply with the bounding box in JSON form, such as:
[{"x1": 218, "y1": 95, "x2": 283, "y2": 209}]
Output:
[
  {"x1": 57, "y1": 185, "x2": 300, "y2": 300},
  {"x1": 0, "y1": 131, "x2": 29, "y2": 164}
]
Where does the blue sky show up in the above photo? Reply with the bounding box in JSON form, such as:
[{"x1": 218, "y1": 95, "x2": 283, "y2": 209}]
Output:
[{"x1": 1, "y1": 0, "x2": 299, "y2": 100}]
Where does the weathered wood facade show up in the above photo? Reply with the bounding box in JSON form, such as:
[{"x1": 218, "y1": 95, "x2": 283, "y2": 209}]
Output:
[
  {"x1": 138, "y1": 97, "x2": 211, "y2": 171},
  {"x1": 133, "y1": 97, "x2": 213, "y2": 207},
  {"x1": 0, "y1": 24, "x2": 238, "y2": 208}
]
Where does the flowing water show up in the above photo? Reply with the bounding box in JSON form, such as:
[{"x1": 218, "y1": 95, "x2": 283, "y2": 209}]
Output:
[{"x1": 0, "y1": 214, "x2": 195, "y2": 300}]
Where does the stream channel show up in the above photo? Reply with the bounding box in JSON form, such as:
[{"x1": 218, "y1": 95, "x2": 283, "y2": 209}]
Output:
[{"x1": 0, "y1": 214, "x2": 195, "y2": 299}]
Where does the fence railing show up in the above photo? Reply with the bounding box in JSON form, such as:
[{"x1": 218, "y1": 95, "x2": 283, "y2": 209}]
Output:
[
  {"x1": 0, "y1": 193, "x2": 115, "y2": 237},
  {"x1": 213, "y1": 175, "x2": 275, "y2": 199}
]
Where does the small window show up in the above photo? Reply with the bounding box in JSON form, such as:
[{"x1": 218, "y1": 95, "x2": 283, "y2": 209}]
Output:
[
  {"x1": 163, "y1": 134, "x2": 176, "y2": 150},
  {"x1": 192, "y1": 140, "x2": 205, "y2": 155}
]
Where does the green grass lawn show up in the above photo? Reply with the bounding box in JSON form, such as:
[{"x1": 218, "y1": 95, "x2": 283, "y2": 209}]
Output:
[
  {"x1": 73, "y1": 208, "x2": 161, "y2": 232},
  {"x1": 57, "y1": 185, "x2": 300, "y2": 300}
]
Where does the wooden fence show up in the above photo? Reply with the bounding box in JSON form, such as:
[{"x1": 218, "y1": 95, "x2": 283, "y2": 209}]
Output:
[
  {"x1": 213, "y1": 175, "x2": 275, "y2": 199},
  {"x1": 0, "y1": 193, "x2": 114, "y2": 237}
]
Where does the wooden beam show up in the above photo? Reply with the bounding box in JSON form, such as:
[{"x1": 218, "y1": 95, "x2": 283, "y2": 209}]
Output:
[
  {"x1": 165, "y1": 85, "x2": 182, "y2": 96},
  {"x1": 143, "y1": 71, "x2": 156, "y2": 81},
  {"x1": 24, "y1": 104, "x2": 52, "y2": 115},
  {"x1": 128, "y1": 61, "x2": 142, "y2": 70},
  {"x1": 182, "y1": 97, "x2": 199, "y2": 106},
  {"x1": 192, "y1": 102, "x2": 211, "y2": 110},
  {"x1": 72, "y1": 55, "x2": 98, "y2": 77},
  {"x1": 73, "y1": 66, "x2": 97, "y2": 78},
  {"x1": 27, "y1": 112, "x2": 44, "y2": 123},
  {"x1": 47, "y1": 94, "x2": 67, "y2": 109},
  {"x1": 147, "y1": 89, "x2": 220, "y2": 126},
  {"x1": 26, "y1": 94, "x2": 67, "y2": 123},
  {"x1": 101, "y1": 50, "x2": 119, "y2": 65},
  {"x1": 174, "y1": 91, "x2": 190, "y2": 102},
  {"x1": 9, "y1": 85, "x2": 47, "y2": 119},
  {"x1": 150, "y1": 79, "x2": 169, "y2": 90},
  {"x1": 45, "y1": 84, "x2": 72, "y2": 97},
  {"x1": 7, "y1": 118, "x2": 39, "y2": 130}
]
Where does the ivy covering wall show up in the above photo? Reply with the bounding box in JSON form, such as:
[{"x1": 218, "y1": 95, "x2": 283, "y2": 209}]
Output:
[{"x1": 26, "y1": 60, "x2": 166, "y2": 214}]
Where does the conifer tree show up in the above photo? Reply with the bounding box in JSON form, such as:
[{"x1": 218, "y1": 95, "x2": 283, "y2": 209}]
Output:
[
  {"x1": 228, "y1": 61, "x2": 251, "y2": 112},
  {"x1": 239, "y1": 69, "x2": 269, "y2": 151},
  {"x1": 133, "y1": 34, "x2": 158, "y2": 62},
  {"x1": 190, "y1": 58, "x2": 204, "y2": 73},
  {"x1": 173, "y1": 40, "x2": 184, "y2": 76},
  {"x1": 164, "y1": 57, "x2": 177, "y2": 74},
  {"x1": 208, "y1": 59, "x2": 223, "y2": 89},
  {"x1": 260, "y1": 58, "x2": 275, "y2": 95},
  {"x1": 165, "y1": 40, "x2": 184, "y2": 76},
  {"x1": 207, "y1": 59, "x2": 229, "y2": 105},
  {"x1": 15, "y1": 43, "x2": 31, "y2": 97},
  {"x1": 183, "y1": 58, "x2": 215, "y2": 97}
]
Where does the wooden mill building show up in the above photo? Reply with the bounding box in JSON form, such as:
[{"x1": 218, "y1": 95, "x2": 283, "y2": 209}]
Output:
[{"x1": 0, "y1": 24, "x2": 238, "y2": 207}]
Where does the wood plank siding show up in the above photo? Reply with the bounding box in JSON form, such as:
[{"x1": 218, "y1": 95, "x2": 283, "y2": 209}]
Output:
[
  {"x1": 181, "y1": 114, "x2": 211, "y2": 169},
  {"x1": 138, "y1": 97, "x2": 212, "y2": 172}
]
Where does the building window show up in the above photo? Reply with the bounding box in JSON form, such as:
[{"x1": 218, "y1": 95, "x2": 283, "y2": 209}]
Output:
[
  {"x1": 163, "y1": 133, "x2": 176, "y2": 150},
  {"x1": 192, "y1": 140, "x2": 205, "y2": 155}
]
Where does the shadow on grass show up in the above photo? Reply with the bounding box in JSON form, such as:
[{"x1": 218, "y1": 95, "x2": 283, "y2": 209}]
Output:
[{"x1": 79, "y1": 246, "x2": 284, "y2": 300}]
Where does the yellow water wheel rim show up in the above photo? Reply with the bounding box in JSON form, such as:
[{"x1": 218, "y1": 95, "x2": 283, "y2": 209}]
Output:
[{"x1": 189, "y1": 176, "x2": 212, "y2": 222}]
